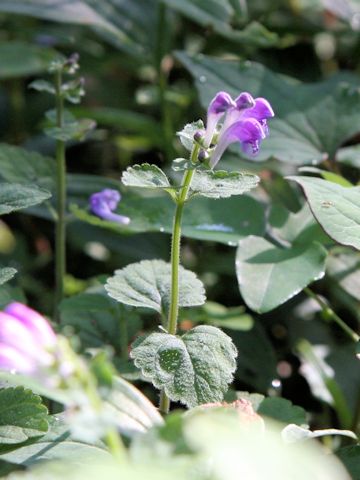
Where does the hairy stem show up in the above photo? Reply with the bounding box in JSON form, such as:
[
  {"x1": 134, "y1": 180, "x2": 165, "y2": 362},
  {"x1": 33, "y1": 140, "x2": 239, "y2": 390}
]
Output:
[
  {"x1": 304, "y1": 288, "x2": 360, "y2": 343},
  {"x1": 54, "y1": 70, "x2": 66, "y2": 320},
  {"x1": 159, "y1": 145, "x2": 199, "y2": 414}
]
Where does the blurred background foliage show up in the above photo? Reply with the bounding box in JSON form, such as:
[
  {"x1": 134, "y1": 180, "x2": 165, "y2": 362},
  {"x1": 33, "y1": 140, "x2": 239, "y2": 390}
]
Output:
[{"x1": 1, "y1": 1, "x2": 360, "y2": 467}]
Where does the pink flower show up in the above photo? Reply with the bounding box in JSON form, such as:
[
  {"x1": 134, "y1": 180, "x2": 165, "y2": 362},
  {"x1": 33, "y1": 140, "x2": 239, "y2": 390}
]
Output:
[{"x1": 0, "y1": 302, "x2": 56, "y2": 374}]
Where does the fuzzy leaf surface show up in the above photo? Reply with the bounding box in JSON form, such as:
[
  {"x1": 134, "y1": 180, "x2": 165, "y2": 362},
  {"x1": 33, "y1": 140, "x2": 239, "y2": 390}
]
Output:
[
  {"x1": 131, "y1": 325, "x2": 237, "y2": 408},
  {"x1": 105, "y1": 260, "x2": 206, "y2": 315},
  {"x1": 190, "y1": 170, "x2": 259, "y2": 199},
  {"x1": 121, "y1": 164, "x2": 171, "y2": 189},
  {"x1": 0, "y1": 268, "x2": 16, "y2": 286},
  {"x1": 0, "y1": 387, "x2": 49, "y2": 448},
  {"x1": 0, "y1": 183, "x2": 51, "y2": 215}
]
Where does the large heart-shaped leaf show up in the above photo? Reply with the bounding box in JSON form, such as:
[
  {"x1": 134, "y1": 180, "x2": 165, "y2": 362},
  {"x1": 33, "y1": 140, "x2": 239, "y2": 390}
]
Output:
[
  {"x1": 289, "y1": 176, "x2": 360, "y2": 250},
  {"x1": 0, "y1": 183, "x2": 51, "y2": 215},
  {"x1": 0, "y1": 0, "x2": 158, "y2": 60},
  {"x1": 0, "y1": 41, "x2": 59, "y2": 79},
  {"x1": 177, "y1": 52, "x2": 360, "y2": 165},
  {"x1": 73, "y1": 193, "x2": 266, "y2": 245},
  {"x1": 105, "y1": 260, "x2": 206, "y2": 315},
  {"x1": 236, "y1": 235, "x2": 327, "y2": 313},
  {"x1": 131, "y1": 325, "x2": 237, "y2": 407},
  {"x1": 0, "y1": 387, "x2": 49, "y2": 449}
]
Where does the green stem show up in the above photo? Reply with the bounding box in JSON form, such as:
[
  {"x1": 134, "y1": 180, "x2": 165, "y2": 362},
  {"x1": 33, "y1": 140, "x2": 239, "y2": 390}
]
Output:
[
  {"x1": 54, "y1": 70, "x2": 66, "y2": 320},
  {"x1": 304, "y1": 288, "x2": 360, "y2": 343},
  {"x1": 159, "y1": 145, "x2": 199, "y2": 414},
  {"x1": 104, "y1": 428, "x2": 127, "y2": 463},
  {"x1": 155, "y1": 1, "x2": 173, "y2": 160}
]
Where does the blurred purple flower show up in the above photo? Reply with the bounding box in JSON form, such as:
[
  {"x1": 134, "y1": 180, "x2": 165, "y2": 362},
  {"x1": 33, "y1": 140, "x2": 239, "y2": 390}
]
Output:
[
  {"x1": 204, "y1": 91, "x2": 274, "y2": 168},
  {"x1": 90, "y1": 189, "x2": 130, "y2": 225},
  {"x1": 0, "y1": 302, "x2": 56, "y2": 374}
]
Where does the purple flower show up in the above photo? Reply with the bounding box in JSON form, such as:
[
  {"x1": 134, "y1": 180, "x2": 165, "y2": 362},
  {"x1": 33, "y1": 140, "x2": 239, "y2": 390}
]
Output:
[
  {"x1": 90, "y1": 189, "x2": 130, "y2": 225},
  {"x1": 204, "y1": 91, "x2": 274, "y2": 168},
  {"x1": 203, "y1": 92, "x2": 236, "y2": 147},
  {"x1": 0, "y1": 302, "x2": 56, "y2": 374}
]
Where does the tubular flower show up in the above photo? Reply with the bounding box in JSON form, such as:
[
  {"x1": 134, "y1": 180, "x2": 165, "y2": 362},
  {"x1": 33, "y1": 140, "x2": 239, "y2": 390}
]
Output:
[
  {"x1": 203, "y1": 91, "x2": 236, "y2": 148},
  {"x1": 90, "y1": 188, "x2": 130, "y2": 225},
  {"x1": 0, "y1": 302, "x2": 56, "y2": 374},
  {"x1": 204, "y1": 91, "x2": 274, "y2": 168}
]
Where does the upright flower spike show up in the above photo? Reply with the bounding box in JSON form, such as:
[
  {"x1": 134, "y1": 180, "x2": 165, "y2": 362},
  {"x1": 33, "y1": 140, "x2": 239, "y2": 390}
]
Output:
[
  {"x1": 90, "y1": 189, "x2": 130, "y2": 225},
  {"x1": 0, "y1": 302, "x2": 56, "y2": 374},
  {"x1": 203, "y1": 91, "x2": 236, "y2": 147}
]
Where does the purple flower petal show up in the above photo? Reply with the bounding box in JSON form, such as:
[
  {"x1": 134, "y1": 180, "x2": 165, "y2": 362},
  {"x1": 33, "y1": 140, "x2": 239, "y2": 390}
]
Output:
[
  {"x1": 210, "y1": 118, "x2": 265, "y2": 168},
  {"x1": 90, "y1": 189, "x2": 130, "y2": 225},
  {"x1": 234, "y1": 92, "x2": 255, "y2": 110},
  {"x1": 243, "y1": 97, "x2": 274, "y2": 122},
  {"x1": 204, "y1": 91, "x2": 236, "y2": 147},
  {"x1": 0, "y1": 343, "x2": 36, "y2": 373},
  {"x1": 4, "y1": 302, "x2": 56, "y2": 347},
  {"x1": 0, "y1": 311, "x2": 53, "y2": 365}
]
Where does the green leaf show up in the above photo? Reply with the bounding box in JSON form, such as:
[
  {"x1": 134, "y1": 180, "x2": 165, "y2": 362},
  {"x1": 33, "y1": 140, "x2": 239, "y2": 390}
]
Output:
[
  {"x1": 0, "y1": 267, "x2": 16, "y2": 286},
  {"x1": 177, "y1": 120, "x2": 204, "y2": 151},
  {"x1": 190, "y1": 170, "x2": 259, "y2": 199},
  {"x1": 105, "y1": 260, "x2": 206, "y2": 315},
  {"x1": 0, "y1": 41, "x2": 59, "y2": 79},
  {"x1": 163, "y1": 1, "x2": 278, "y2": 47},
  {"x1": 282, "y1": 424, "x2": 357, "y2": 443},
  {"x1": 28, "y1": 79, "x2": 55, "y2": 94},
  {"x1": 236, "y1": 236, "x2": 327, "y2": 313},
  {"x1": 177, "y1": 52, "x2": 360, "y2": 165},
  {"x1": 73, "y1": 193, "x2": 266, "y2": 246},
  {"x1": 121, "y1": 164, "x2": 172, "y2": 190},
  {"x1": 106, "y1": 376, "x2": 163, "y2": 436},
  {"x1": 45, "y1": 119, "x2": 96, "y2": 142},
  {"x1": 338, "y1": 446, "x2": 360, "y2": 479},
  {"x1": 0, "y1": 183, "x2": 51, "y2": 215},
  {"x1": 0, "y1": 1, "x2": 159, "y2": 61},
  {"x1": 327, "y1": 250, "x2": 360, "y2": 301},
  {"x1": 0, "y1": 416, "x2": 109, "y2": 466},
  {"x1": 298, "y1": 167, "x2": 352, "y2": 187},
  {"x1": 289, "y1": 176, "x2": 360, "y2": 250},
  {"x1": 0, "y1": 144, "x2": 55, "y2": 191},
  {"x1": 232, "y1": 324, "x2": 277, "y2": 392},
  {"x1": 131, "y1": 325, "x2": 237, "y2": 407},
  {"x1": 0, "y1": 387, "x2": 48, "y2": 449},
  {"x1": 257, "y1": 397, "x2": 307, "y2": 426}
]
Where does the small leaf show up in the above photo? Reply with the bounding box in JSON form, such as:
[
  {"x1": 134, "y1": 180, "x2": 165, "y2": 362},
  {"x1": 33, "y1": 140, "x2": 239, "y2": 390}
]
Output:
[
  {"x1": 131, "y1": 325, "x2": 237, "y2": 408},
  {"x1": 0, "y1": 183, "x2": 51, "y2": 215},
  {"x1": 0, "y1": 387, "x2": 48, "y2": 448},
  {"x1": 288, "y1": 176, "x2": 360, "y2": 251},
  {"x1": 121, "y1": 164, "x2": 171, "y2": 189},
  {"x1": 45, "y1": 119, "x2": 96, "y2": 142},
  {"x1": 177, "y1": 120, "x2": 204, "y2": 151},
  {"x1": 282, "y1": 424, "x2": 357, "y2": 444},
  {"x1": 28, "y1": 79, "x2": 55, "y2": 94},
  {"x1": 190, "y1": 170, "x2": 260, "y2": 199},
  {"x1": 105, "y1": 260, "x2": 206, "y2": 315},
  {"x1": 236, "y1": 235, "x2": 327, "y2": 313},
  {"x1": 257, "y1": 397, "x2": 307, "y2": 426},
  {"x1": 0, "y1": 267, "x2": 16, "y2": 286}
]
